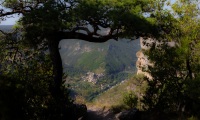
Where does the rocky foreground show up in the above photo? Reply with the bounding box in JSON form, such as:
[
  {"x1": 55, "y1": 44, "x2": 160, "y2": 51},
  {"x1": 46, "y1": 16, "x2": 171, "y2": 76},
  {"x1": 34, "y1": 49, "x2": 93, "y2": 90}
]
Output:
[{"x1": 78, "y1": 106, "x2": 140, "y2": 120}]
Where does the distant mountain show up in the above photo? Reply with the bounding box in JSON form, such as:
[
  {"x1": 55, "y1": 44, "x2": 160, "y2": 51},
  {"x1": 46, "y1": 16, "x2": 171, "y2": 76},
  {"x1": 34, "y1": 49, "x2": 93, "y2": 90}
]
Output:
[
  {"x1": 0, "y1": 25, "x2": 141, "y2": 76},
  {"x1": 59, "y1": 39, "x2": 141, "y2": 101},
  {"x1": 59, "y1": 39, "x2": 140, "y2": 75},
  {"x1": 0, "y1": 25, "x2": 13, "y2": 32}
]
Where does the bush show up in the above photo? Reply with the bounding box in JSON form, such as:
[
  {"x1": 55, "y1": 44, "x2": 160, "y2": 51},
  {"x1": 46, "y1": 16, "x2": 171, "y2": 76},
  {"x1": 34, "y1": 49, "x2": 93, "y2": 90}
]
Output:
[
  {"x1": 123, "y1": 92, "x2": 138, "y2": 109},
  {"x1": 0, "y1": 50, "x2": 75, "y2": 119}
]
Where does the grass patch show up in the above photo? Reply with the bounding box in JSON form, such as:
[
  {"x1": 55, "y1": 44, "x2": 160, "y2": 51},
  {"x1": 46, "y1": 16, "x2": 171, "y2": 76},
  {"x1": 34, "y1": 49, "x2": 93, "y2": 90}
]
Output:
[{"x1": 88, "y1": 74, "x2": 147, "y2": 111}]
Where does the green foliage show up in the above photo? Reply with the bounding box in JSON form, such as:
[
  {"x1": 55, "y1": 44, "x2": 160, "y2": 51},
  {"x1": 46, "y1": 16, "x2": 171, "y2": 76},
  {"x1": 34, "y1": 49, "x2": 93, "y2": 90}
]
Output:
[
  {"x1": 3, "y1": 0, "x2": 18, "y2": 7},
  {"x1": 3, "y1": 0, "x2": 196, "y2": 119},
  {"x1": 123, "y1": 92, "x2": 138, "y2": 109},
  {"x1": 71, "y1": 81, "x2": 101, "y2": 101},
  {"x1": 75, "y1": 0, "x2": 157, "y2": 38},
  {"x1": 143, "y1": 44, "x2": 185, "y2": 111},
  {"x1": 90, "y1": 74, "x2": 147, "y2": 110},
  {"x1": 66, "y1": 72, "x2": 132, "y2": 102},
  {"x1": 3, "y1": 0, "x2": 161, "y2": 50},
  {"x1": 184, "y1": 76, "x2": 200, "y2": 117},
  {"x1": 142, "y1": 0, "x2": 200, "y2": 119},
  {"x1": 0, "y1": 34, "x2": 75, "y2": 119},
  {"x1": 76, "y1": 51, "x2": 106, "y2": 71}
]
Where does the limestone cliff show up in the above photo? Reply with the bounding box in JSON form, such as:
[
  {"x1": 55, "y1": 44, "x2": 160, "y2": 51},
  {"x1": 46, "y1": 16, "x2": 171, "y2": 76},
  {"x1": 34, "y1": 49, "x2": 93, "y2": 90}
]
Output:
[{"x1": 136, "y1": 37, "x2": 176, "y2": 79}]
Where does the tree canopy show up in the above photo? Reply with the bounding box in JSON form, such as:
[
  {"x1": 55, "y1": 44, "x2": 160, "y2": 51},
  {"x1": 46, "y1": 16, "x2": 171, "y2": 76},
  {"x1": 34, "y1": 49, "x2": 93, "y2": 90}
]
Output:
[
  {"x1": 142, "y1": 0, "x2": 200, "y2": 119},
  {"x1": 0, "y1": 0, "x2": 186, "y2": 119},
  {"x1": 0, "y1": 0, "x2": 163, "y2": 99}
]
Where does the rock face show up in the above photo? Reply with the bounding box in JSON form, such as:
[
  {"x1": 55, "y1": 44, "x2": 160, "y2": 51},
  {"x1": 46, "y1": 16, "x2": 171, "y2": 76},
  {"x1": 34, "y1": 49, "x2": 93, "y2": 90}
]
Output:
[
  {"x1": 136, "y1": 37, "x2": 176, "y2": 79},
  {"x1": 136, "y1": 38, "x2": 153, "y2": 79}
]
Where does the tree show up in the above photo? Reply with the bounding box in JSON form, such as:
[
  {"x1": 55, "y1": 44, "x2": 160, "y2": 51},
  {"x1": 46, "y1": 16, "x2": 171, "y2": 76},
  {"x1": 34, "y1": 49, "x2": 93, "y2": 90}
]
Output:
[
  {"x1": 142, "y1": 0, "x2": 200, "y2": 118},
  {"x1": 0, "y1": 36, "x2": 74, "y2": 119},
  {"x1": 0, "y1": 1, "x2": 160, "y2": 97},
  {"x1": 0, "y1": 0, "x2": 171, "y2": 119},
  {"x1": 123, "y1": 92, "x2": 138, "y2": 109}
]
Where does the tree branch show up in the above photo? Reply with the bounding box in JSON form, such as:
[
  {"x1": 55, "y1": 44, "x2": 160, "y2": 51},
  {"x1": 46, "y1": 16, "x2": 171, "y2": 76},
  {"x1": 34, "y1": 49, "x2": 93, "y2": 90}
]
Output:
[
  {"x1": 0, "y1": 29, "x2": 7, "y2": 35},
  {"x1": 72, "y1": 27, "x2": 92, "y2": 35},
  {"x1": 57, "y1": 31, "x2": 116, "y2": 43}
]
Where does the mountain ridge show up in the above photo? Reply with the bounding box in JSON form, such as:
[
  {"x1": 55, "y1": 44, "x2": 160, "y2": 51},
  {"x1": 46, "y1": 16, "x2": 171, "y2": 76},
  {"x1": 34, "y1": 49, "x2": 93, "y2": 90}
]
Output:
[{"x1": 59, "y1": 39, "x2": 140, "y2": 75}]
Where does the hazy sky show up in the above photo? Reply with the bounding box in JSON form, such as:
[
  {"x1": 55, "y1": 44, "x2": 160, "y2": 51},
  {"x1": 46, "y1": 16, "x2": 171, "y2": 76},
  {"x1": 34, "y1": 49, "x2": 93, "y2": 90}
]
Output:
[
  {"x1": 0, "y1": 15, "x2": 20, "y2": 25},
  {"x1": 0, "y1": 0, "x2": 176, "y2": 25}
]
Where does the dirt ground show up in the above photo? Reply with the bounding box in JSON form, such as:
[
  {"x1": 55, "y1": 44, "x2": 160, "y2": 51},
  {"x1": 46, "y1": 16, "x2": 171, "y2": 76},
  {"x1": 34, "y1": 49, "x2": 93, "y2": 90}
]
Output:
[{"x1": 82, "y1": 107, "x2": 117, "y2": 120}]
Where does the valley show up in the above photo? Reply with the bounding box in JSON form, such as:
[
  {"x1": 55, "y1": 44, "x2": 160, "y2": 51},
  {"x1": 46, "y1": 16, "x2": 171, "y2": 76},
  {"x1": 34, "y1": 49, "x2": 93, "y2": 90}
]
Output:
[{"x1": 59, "y1": 39, "x2": 141, "y2": 101}]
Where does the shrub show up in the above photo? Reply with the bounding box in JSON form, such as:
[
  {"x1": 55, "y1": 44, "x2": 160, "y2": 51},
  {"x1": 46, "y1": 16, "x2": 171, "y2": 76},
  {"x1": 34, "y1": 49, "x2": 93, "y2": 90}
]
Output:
[{"x1": 123, "y1": 92, "x2": 138, "y2": 109}]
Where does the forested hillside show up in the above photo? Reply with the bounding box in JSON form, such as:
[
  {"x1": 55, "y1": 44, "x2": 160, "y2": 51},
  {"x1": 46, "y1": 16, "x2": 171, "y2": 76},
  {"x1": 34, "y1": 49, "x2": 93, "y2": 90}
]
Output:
[
  {"x1": 60, "y1": 39, "x2": 140, "y2": 74},
  {"x1": 60, "y1": 39, "x2": 140, "y2": 101}
]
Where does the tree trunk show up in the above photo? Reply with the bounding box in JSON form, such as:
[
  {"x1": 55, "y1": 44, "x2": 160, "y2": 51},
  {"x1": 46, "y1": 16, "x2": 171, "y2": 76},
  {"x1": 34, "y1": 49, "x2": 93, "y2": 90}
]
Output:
[
  {"x1": 47, "y1": 37, "x2": 63, "y2": 99},
  {"x1": 47, "y1": 36, "x2": 76, "y2": 119},
  {"x1": 186, "y1": 58, "x2": 193, "y2": 80}
]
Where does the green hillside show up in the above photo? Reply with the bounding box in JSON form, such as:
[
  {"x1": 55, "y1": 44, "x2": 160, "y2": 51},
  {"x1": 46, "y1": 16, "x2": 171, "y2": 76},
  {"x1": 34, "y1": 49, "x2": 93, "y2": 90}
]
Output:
[
  {"x1": 60, "y1": 39, "x2": 140, "y2": 74},
  {"x1": 60, "y1": 39, "x2": 141, "y2": 101},
  {"x1": 87, "y1": 74, "x2": 147, "y2": 110},
  {"x1": 76, "y1": 50, "x2": 106, "y2": 72}
]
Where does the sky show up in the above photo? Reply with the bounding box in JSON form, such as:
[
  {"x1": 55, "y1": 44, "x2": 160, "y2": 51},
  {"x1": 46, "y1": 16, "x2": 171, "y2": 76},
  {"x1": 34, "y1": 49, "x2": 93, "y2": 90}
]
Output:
[
  {"x1": 0, "y1": 0, "x2": 176, "y2": 25},
  {"x1": 0, "y1": 15, "x2": 20, "y2": 25}
]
